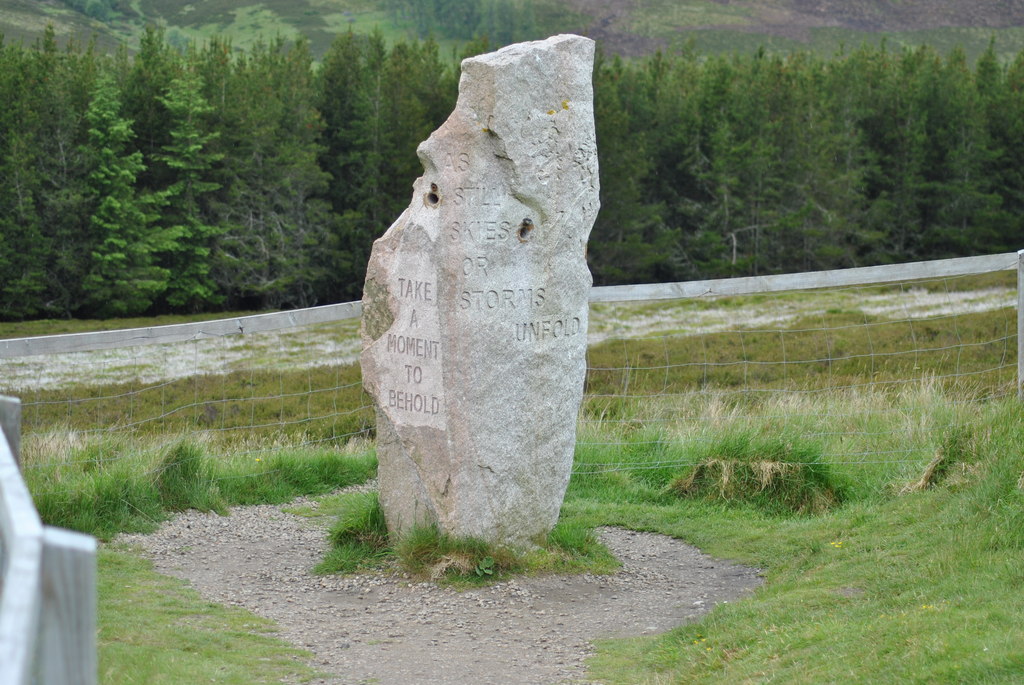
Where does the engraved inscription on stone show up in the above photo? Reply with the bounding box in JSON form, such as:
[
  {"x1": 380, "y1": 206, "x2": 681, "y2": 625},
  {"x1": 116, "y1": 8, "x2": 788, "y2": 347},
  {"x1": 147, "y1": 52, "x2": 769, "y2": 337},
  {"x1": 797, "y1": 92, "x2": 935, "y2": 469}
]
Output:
[{"x1": 360, "y1": 34, "x2": 599, "y2": 546}]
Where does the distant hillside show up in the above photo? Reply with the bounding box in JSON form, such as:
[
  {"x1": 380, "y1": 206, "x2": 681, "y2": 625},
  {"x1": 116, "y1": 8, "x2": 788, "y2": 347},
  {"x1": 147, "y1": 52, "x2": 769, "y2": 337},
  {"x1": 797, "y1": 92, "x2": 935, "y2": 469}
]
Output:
[
  {"x1": 565, "y1": 0, "x2": 1024, "y2": 59},
  {"x1": 2, "y1": 0, "x2": 1024, "y2": 60},
  {"x1": 0, "y1": 0, "x2": 123, "y2": 52}
]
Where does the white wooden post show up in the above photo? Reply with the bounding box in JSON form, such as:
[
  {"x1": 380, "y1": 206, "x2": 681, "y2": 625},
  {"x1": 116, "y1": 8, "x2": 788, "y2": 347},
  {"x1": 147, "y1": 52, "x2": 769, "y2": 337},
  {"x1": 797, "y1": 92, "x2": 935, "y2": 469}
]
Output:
[
  {"x1": 1018, "y1": 250, "x2": 1023, "y2": 400},
  {"x1": 1, "y1": 395, "x2": 97, "y2": 685},
  {"x1": 36, "y1": 527, "x2": 98, "y2": 685},
  {"x1": 0, "y1": 395, "x2": 21, "y2": 467},
  {"x1": 0, "y1": 411, "x2": 43, "y2": 685}
]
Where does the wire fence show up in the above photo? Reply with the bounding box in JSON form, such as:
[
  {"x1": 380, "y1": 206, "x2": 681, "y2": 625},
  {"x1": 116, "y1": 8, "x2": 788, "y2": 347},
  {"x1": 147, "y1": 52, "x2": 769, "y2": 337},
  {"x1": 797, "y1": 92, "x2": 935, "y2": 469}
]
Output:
[{"x1": 1, "y1": 252, "x2": 1019, "y2": 480}]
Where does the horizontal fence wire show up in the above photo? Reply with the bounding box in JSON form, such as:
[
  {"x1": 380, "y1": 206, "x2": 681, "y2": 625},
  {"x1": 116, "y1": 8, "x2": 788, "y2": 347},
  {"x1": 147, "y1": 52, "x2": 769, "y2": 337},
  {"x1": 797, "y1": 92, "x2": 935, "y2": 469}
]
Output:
[
  {"x1": 6, "y1": 317, "x2": 375, "y2": 473},
  {"x1": 0, "y1": 254, "x2": 1017, "y2": 484},
  {"x1": 576, "y1": 267, "x2": 1017, "y2": 478}
]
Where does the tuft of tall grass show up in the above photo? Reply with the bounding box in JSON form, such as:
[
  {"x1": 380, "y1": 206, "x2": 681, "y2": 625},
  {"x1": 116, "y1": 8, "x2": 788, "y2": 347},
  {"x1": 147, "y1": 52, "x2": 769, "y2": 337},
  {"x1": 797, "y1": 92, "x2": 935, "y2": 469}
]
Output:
[
  {"x1": 33, "y1": 463, "x2": 168, "y2": 539},
  {"x1": 215, "y1": 448, "x2": 377, "y2": 506},
  {"x1": 544, "y1": 519, "x2": 620, "y2": 573},
  {"x1": 667, "y1": 433, "x2": 843, "y2": 514},
  {"x1": 155, "y1": 441, "x2": 223, "y2": 513},
  {"x1": 315, "y1": 496, "x2": 621, "y2": 581},
  {"x1": 901, "y1": 421, "x2": 981, "y2": 493},
  {"x1": 315, "y1": 491, "x2": 390, "y2": 574},
  {"x1": 25, "y1": 435, "x2": 376, "y2": 540},
  {"x1": 394, "y1": 526, "x2": 525, "y2": 583}
]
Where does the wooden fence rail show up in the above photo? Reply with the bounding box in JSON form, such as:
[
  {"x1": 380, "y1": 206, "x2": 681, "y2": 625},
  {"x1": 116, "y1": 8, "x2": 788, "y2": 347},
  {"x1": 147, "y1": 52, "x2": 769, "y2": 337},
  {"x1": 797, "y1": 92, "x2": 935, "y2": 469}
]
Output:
[
  {"x1": 0, "y1": 252, "x2": 1016, "y2": 359},
  {"x1": 0, "y1": 396, "x2": 96, "y2": 685}
]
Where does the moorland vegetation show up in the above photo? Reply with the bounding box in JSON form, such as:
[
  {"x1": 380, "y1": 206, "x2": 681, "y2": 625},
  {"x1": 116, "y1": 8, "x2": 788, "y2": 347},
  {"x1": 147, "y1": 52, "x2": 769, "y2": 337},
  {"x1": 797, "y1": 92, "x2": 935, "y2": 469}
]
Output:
[{"x1": 25, "y1": 376, "x2": 1024, "y2": 683}]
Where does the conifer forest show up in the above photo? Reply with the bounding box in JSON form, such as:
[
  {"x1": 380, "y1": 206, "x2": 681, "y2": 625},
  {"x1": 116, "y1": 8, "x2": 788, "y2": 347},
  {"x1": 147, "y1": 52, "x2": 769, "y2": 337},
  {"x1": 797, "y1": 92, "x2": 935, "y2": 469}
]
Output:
[{"x1": 1, "y1": 26, "x2": 1022, "y2": 320}]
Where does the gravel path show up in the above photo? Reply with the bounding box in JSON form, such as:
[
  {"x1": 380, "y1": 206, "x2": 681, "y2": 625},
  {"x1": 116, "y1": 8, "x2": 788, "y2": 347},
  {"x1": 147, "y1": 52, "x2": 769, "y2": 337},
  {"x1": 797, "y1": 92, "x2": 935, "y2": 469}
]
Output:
[{"x1": 117, "y1": 490, "x2": 762, "y2": 685}]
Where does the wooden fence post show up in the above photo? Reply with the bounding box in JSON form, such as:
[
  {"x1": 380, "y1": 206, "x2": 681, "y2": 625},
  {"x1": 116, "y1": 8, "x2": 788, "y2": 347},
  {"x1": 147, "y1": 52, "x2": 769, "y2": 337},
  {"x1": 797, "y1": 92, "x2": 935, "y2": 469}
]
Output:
[
  {"x1": 0, "y1": 399, "x2": 43, "y2": 685},
  {"x1": 2, "y1": 394, "x2": 98, "y2": 685},
  {"x1": 0, "y1": 395, "x2": 21, "y2": 468},
  {"x1": 37, "y1": 527, "x2": 98, "y2": 685},
  {"x1": 1018, "y1": 250, "x2": 1023, "y2": 400}
]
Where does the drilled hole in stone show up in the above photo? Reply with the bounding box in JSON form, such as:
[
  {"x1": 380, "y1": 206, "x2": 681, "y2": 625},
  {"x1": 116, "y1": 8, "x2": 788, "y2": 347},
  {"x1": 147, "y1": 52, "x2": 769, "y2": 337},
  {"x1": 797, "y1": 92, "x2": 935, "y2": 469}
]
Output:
[
  {"x1": 518, "y1": 218, "x2": 534, "y2": 242},
  {"x1": 425, "y1": 182, "x2": 440, "y2": 206}
]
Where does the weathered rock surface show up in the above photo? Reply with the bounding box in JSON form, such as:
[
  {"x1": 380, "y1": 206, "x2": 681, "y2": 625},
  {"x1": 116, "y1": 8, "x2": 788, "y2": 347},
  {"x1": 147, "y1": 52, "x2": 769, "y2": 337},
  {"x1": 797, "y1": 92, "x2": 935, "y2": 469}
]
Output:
[{"x1": 360, "y1": 34, "x2": 599, "y2": 546}]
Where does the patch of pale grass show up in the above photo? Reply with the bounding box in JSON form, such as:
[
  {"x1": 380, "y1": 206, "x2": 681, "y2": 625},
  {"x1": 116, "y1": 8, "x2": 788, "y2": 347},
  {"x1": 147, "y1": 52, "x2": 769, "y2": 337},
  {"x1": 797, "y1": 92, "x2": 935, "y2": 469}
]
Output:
[
  {"x1": 428, "y1": 554, "x2": 475, "y2": 581},
  {"x1": 21, "y1": 427, "x2": 174, "y2": 474},
  {"x1": 900, "y1": 451, "x2": 947, "y2": 494},
  {"x1": 0, "y1": 319, "x2": 361, "y2": 391}
]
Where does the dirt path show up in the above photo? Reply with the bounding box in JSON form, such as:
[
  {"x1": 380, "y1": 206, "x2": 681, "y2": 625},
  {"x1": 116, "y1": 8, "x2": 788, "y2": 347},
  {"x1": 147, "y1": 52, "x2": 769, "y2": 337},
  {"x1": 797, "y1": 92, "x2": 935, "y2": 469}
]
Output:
[{"x1": 118, "y1": 493, "x2": 762, "y2": 684}]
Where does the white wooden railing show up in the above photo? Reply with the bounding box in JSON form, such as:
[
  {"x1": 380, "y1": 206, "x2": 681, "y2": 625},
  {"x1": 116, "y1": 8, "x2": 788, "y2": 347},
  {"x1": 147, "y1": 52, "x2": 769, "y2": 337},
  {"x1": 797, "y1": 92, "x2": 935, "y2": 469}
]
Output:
[
  {"x1": 588, "y1": 251, "x2": 1021, "y2": 399},
  {"x1": 0, "y1": 396, "x2": 97, "y2": 685}
]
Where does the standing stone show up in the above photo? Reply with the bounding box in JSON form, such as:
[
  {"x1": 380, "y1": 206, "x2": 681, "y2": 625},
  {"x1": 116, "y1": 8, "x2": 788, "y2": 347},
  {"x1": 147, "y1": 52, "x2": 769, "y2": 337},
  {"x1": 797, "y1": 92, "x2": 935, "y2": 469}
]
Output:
[{"x1": 360, "y1": 34, "x2": 599, "y2": 547}]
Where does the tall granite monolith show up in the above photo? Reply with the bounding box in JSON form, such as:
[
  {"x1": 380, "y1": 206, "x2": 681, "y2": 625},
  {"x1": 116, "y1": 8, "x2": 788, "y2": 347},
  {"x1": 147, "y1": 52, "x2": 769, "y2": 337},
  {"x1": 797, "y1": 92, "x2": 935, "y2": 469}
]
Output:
[{"x1": 360, "y1": 34, "x2": 599, "y2": 547}]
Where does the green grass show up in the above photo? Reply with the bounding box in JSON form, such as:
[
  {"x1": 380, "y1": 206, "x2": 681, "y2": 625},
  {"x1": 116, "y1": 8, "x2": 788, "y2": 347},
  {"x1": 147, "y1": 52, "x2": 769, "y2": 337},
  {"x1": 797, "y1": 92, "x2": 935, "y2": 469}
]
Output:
[
  {"x1": 12, "y1": 359, "x2": 374, "y2": 453},
  {"x1": 584, "y1": 301, "x2": 1016, "y2": 401},
  {"x1": 25, "y1": 437, "x2": 377, "y2": 540},
  {"x1": 563, "y1": 396, "x2": 1024, "y2": 683},
  {"x1": 99, "y1": 547, "x2": 322, "y2": 684},
  {"x1": 314, "y1": 490, "x2": 391, "y2": 574},
  {"x1": 313, "y1": 490, "x2": 620, "y2": 582},
  {"x1": 46, "y1": 380, "x2": 1019, "y2": 682},
  {"x1": 21, "y1": 427, "x2": 375, "y2": 684},
  {"x1": 298, "y1": 381, "x2": 1024, "y2": 681}
]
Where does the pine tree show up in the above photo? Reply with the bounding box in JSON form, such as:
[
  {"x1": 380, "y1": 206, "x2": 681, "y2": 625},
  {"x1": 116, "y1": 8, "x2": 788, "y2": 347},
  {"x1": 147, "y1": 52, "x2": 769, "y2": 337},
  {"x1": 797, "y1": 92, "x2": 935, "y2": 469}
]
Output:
[
  {"x1": 588, "y1": 53, "x2": 668, "y2": 284},
  {"x1": 0, "y1": 41, "x2": 49, "y2": 319},
  {"x1": 317, "y1": 31, "x2": 456, "y2": 300},
  {"x1": 27, "y1": 26, "x2": 96, "y2": 316},
  {"x1": 154, "y1": 67, "x2": 224, "y2": 311},
  {"x1": 82, "y1": 71, "x2": 169, "y2": 316},
  {"x1": 203, "y1": 37, "x2": 334, "y2": 310}
]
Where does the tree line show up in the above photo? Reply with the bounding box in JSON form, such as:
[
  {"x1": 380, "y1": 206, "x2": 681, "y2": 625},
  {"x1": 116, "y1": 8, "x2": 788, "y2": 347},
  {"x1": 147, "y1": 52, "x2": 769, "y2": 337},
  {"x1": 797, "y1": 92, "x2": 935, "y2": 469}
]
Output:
[
  {"x1": 592, "y1": 42, "x2": 1024, "y2": 285},
  {"x1": 1, "y1": 28, "x2": 1022, "y2": 321}
]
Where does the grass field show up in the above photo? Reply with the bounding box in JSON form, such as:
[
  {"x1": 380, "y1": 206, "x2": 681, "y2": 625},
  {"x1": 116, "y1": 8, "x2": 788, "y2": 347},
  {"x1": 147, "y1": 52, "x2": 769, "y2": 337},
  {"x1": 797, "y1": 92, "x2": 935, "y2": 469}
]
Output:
[
  {"x1": 26, "y1": 385, "x2": 1021, "y2": 683},
  {"x1": 98, "y1": 547, "x2": 323, "y2": 684},
  {"x1": 6, "y1": 272, "x2": 1022, "y2": 683},
  {"x1": 569, "y1": 393, "x2": 1024, "y2": 683}
]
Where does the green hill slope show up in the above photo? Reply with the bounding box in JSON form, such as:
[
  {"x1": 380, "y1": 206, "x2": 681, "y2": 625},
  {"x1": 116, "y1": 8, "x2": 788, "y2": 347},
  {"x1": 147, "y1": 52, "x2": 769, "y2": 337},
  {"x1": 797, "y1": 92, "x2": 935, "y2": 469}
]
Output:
[
  {"x1": 569, "y1": 0, "x2": 1024, "y2": 60},
  {"x1": 3, "y1": 0, "x2": 1024, "y2": 59}
]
